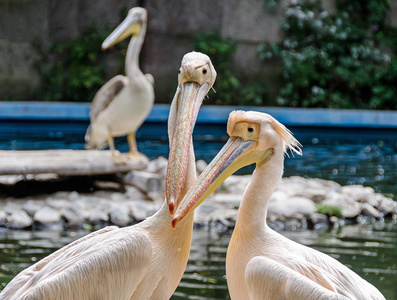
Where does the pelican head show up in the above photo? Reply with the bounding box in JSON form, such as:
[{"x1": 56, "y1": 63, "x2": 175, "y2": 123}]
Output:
[
  {"x1": 166, "y1": 52, "x2": 217, "y2": 215},
  {"x1": 102, "y1": 7, "x2": 147, "y2": 50},
  {"x1": 172, "y1": 110, "x2": 301, "y2": 227}
]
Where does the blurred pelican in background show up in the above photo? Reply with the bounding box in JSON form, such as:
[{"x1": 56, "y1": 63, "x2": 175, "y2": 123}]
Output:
[{"x1": 85, "y1": 7, "x2": 154, "y2": 163}]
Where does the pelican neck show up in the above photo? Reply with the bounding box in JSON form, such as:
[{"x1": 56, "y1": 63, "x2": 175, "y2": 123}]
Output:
[
  {"x1": 125, "y1": 23, "x2": 146, "y2": 79},
  {"x1": 235, "y1": 149, "x2": 284, "y2": 232}
]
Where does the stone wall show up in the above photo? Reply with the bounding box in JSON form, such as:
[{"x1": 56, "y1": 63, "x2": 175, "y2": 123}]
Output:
[{"x1": 0, "y1": 0, "x2": 396, "y2": 102}]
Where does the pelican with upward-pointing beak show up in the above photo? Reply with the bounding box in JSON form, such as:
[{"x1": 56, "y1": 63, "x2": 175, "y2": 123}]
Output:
[
  {"x1": 85, "y1": 7, "x2": 154, "y2": 163},
  {"x1": 0, "y1": 52, "x2": 216, "y2": 300},
  {"x1": 172, "y1": 110, "x2": 385, "y2": 300}
]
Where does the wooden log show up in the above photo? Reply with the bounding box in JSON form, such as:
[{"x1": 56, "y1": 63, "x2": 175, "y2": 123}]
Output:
[{"x1": 0, "y1": 150, "x2": 148, "y2": 176}]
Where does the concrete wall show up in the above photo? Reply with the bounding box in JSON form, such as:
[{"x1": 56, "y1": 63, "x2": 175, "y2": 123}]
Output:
[{"x1": 0, "y1": 0, "x2": 396, "y2": 102}]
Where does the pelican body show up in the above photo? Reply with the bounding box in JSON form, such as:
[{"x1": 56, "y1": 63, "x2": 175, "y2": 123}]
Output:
[
  {"x1": 1, "y1": 52, "x2": 216, "y2": 300},
  {"x1": 173, "y1": 111, "x2": 385, "y2": 300},
  {"x1": 85, "y1": 7, "x2": 154, "y2": 162}
]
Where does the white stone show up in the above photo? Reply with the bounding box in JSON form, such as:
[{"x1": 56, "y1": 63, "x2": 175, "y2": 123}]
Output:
[
  {"x1": 361, "y1": 203, "x2": 382, "y2": 219},
  {"x1": 23, "y1": 200, "x2": 43, "y2": 217},
  {"x1": 124, "y1": 170, "x2": 162, "y2": 193},
  {"x1": 34, "y1": 206, "x2": 61, "y2": 223},
  {"x1": 322, "y1": 192, "x2": 361, "y2": 218},
  {"x1": 268, "y1": 196, "x2": 316, "y2": 218},
  {"x1": 7, "y1": 210, "x2": 33, "y2": 229},
  {"x1": 61, "y1": 206, "x2": 85, "y2": 226},
  {"x1": 196, "y1": 159, "x2": 208, "y2": 174},
  {"x1": 109, "y1": 207, "x2": 130, "y2": 227}
]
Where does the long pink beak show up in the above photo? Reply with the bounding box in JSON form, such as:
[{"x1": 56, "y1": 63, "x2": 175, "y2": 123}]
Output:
[
  {"x1": 166, "y1": 81, "x2": 210, "y2": 214},
  {"x1": 172, "y1": 137, "x2": 258, "y2": 227}
]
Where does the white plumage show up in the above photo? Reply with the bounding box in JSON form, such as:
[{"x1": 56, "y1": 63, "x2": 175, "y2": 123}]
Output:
[
  {"x1": 173, "y1": 110, "x2": 385, "y2": 300},
  {"x1": 85, "y1": 7, "x2": 154, "y2": 163},
  {"x1": 0, "y1": 52, "x2": 216, "y2": 300}
]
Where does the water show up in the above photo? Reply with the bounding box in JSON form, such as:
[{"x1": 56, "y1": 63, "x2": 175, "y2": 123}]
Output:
[
  {"x1": 1, "y1": 221, "x2": 396, "y2": 299},
  {"x1": 0, "y1": 119, "x2": 397, "y2": 298}
]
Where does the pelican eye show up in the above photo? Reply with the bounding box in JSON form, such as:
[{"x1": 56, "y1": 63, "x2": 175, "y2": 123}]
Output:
[
  {"x1": 248, "y1": 127, "x2": 254, "y2": 133},
  {"x1": 202, "y1": 68, "x2": 207, "y2": 75}
]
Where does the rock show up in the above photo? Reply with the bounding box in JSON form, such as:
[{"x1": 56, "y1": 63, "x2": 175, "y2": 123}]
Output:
[
  {"x1": 61, "y1": 206, "x2": 85, "y2": 227},
  {"x1": 145, "y1": 156, "x2": 168, "y2": 179},
  {"x1": 361, "y1": 203, "x2": 382, "y2": 219},
  {"x1": 376, "y1": 195, "x2": 397, "y2": 217},
  {"x1": 196, "y1": 159, "x2": 208, "y2": 174},
  {"x1": 7, "y1": 210, "x2": 33, "y2": 229},
  {"x1": 124, "y1": 170, "x2": 162, "y2": 193},
  {"x1": 129, "y1": 201, "x2": 158, "y2": 221},
  {"x1": 109, "y1": 207, "x2": 130, "y2": 227},
  {"x1": 268, "y1": 196, "x2": 316, "y2": 218},
  {"x1": 329, "y1": 216, "x2": 340, "y2": 227},
  {"x1": 46, "y1": 198, "x2": 71, "y2": 210},
  {"x1": 34, "y1": 206, "x2": 61, "y2": 224},
  {"x1": 0, "y1": 210, "x2": 7, "y2": 225},
  {"x1": 210, "y1": 193, "x2": 242, "y2": 209},
  {"x1": 125, "y1": 186, "x2": 148, "y2": 201},
  {"x1": 308, "y1": 213, "x2": 329, "y2": 230},
  {"x1": 280, "y1": 177, "x2": 341, "y2": 203},
  {"x1": 88, "y1": 209, "x2": 109, "y2": 226},
  {"x1": 342, "y1": 185, "x2": 378, "y2": 207},
  {"x1": 68, "y1": 191, "x2": 80, "y2": 201},
  {"x1": 22, "y1": 200, "x2": 43, "y2": 217},
  {"x1": 220, "y1": 175, "x2": 251, "y2": 194},
  {"x1": 322, "y1": 192, "x2": 361, "y2": 219}
]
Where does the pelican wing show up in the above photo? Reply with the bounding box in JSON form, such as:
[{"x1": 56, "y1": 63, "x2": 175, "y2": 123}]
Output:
[
  {"x1": 1, "y1": 226, "x2": 118, "y2": 299},
  {"x1": 90, "y1": 75, "x2": 127, "y2": 122},
  {"x1": 5, "y1": 230, "x2": 152, "y2": 300},
  {"x1": 245, "y1": 256, "x2": 349, "y2": 300}
]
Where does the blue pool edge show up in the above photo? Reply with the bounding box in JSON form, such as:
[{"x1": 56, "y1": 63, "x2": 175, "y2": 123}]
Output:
[{"x1": 1, "y1": 101, "x2": 397, "y2": 128}]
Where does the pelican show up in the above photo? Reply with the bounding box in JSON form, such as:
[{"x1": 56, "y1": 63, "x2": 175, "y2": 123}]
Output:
[
  {"x1": 172, "y1": 110, "x2": 385, "y2": 300},
  {"x1": 0, "y1": 52, "x2": 216, "y2": 300},
  {"x1": 85, "y1": 7, "x2": 154, "y2": 163}
]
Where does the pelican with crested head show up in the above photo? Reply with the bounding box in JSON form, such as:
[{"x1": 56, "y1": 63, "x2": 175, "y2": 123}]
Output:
[
  {"x1": 172, "y1": 110, "x2": 385, "y2": 300},
  {"x1": 0, "y1": 52, "x2": 216, "y2": 300},
  {"x1": 85, "y1": 7, "x2": 154, "y2": 163}
]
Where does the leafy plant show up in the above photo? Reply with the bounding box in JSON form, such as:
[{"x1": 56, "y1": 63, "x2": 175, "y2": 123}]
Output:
[
  {"x1": 33, "y1": 22, "x2": 126, "y2": 102},
  {"x1": 258, "y1": 0, "x2": 397, "y2": 109},
  {"x1": 315, "y1": 203, "x2": 343, "y2": 218},
  {"x1": 193, "y1": 31, "x2": 240, "y2": 105},
  {"x1": 193, "y1": 31, "x2": 269, "y2": 106}
]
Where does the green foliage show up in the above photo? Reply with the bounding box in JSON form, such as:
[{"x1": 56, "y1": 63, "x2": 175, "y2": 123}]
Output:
[
  {"x1": 193, "y1": 31, "x2": 268, "y2": 106},
  {"x1": 315, "y1": 203, "x2": 344, "y2": 218},
  {"x1": 258, "y1": 0, "x2": 397, "y2": 109},
  {"x1": 33, "y1": 23, "x2": 125, "y2": 102},
  {"x1": 193, "y1": 31, "x2": 240, "y2": 105}
]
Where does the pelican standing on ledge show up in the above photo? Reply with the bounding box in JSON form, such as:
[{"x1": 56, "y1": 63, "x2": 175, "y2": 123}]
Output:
[
  {"x1": 173, "y1": 111, "x2": 385, "y2": 300},
  {"x1": 0, "y1": 52, "x2": 216, "y2": 300},
  {"x1": 85, "y1": 7, "x2": 154, "y2": 163}
]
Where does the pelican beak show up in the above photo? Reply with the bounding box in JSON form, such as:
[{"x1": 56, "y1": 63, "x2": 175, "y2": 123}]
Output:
[
  {"x1": 166, "y1": 80, "x2": 210, "y2": 214},
  {"x1": 102, "y1": 14, "x2": 142, "y2": 50},
  {"x1": 172, "y1": 137, "x2": 274, "y2": 228}
]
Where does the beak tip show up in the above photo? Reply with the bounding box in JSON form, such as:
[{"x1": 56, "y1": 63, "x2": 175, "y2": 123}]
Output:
[
  {"x1": 169, "y1": 201, "x2": 175, "y2": 215},
  {"x1": 171, "y1": 217, "x2": 178, "y2": 229}
]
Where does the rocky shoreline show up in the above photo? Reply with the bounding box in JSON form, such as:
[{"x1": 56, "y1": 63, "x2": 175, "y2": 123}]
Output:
[{"x1": 0, "y1": 157, "x2": 396, "y2": 230}]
